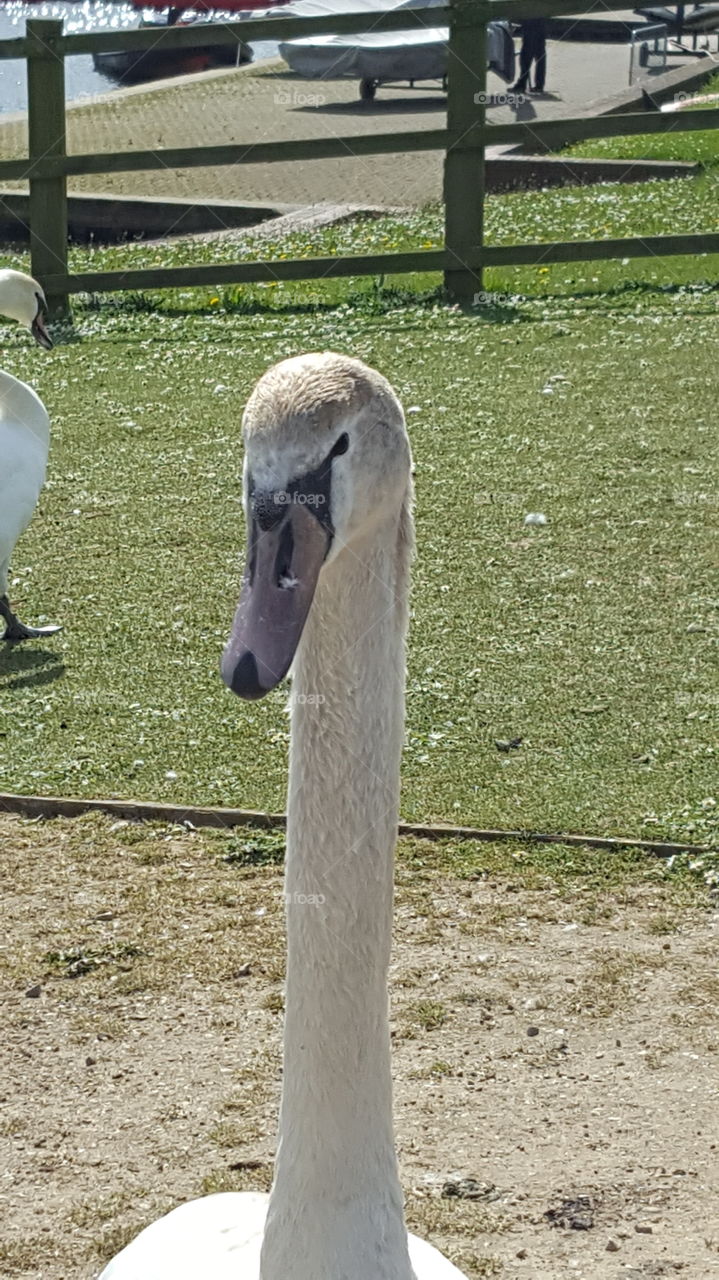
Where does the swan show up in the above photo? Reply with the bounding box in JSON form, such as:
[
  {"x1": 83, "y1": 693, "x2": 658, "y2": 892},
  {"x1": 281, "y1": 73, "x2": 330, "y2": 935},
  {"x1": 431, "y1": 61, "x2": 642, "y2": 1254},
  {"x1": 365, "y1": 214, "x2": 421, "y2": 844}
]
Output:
[
  {"x1": 0, "y1": 268, "x2": 60, "y2": 643},
  {"x1": 98, "y1": 353, "x2": 469, "y2": 1280}
]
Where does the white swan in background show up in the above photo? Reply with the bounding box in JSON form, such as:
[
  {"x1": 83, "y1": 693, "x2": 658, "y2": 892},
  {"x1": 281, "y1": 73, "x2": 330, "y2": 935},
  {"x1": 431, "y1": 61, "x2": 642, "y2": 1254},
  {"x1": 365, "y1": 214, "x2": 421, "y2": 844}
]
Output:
[
  {"x1": 99, "y1": 353, "x2": 468, "y2": 1280},
  {"x1": 0, "y1": 268, "x2": 60, "y2": 643}
]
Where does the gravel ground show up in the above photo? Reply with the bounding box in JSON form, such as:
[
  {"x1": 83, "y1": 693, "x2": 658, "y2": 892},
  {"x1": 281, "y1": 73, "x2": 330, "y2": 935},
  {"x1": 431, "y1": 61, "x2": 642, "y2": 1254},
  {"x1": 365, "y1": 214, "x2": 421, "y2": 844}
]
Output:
[{"x1": 1, "y1": 813, "x2": 717, "y2": 1279}]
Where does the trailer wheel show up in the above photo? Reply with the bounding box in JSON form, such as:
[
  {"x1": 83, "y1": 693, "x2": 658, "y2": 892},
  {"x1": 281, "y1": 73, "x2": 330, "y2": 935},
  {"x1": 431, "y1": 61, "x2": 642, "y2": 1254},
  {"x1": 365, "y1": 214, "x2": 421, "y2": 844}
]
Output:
[{"x1": 360, "y1": 78, "x2": 377, "y2": 100}]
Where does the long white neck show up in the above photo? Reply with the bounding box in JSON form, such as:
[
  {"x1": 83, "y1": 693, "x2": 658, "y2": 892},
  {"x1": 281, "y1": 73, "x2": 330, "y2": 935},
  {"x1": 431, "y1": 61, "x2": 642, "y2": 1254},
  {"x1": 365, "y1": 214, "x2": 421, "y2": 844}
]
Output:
[{"x1": 260, "y1": 495, "x2": 415, "y2": 1280}]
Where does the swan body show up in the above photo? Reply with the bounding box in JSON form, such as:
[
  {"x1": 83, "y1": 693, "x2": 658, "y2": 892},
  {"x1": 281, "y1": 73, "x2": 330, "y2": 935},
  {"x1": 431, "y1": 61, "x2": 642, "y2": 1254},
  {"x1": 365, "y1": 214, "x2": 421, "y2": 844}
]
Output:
[
  {"x1": 0, "y1": 269, "x2": 58, "y2": 642},
  {"x1": 99, "y1": 1194, "x2": 467, "y2": 1279},
  {"x1": 99, "y1": 354, "x2": 470, "y2": 1280}
]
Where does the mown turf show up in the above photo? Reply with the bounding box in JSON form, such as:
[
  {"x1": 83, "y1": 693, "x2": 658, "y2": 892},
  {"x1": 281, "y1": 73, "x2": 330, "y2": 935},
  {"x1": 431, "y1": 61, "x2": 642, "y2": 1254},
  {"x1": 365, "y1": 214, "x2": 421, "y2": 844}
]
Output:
[
  {"x1": 0, "y1": 168, "x2": 718, "y2": 843},
  {"x1": 62, "y1": 159, "x2": 719, "y2": 306},
  {"x1": 566, "y1": 73, "x2": 719, "y2": 169}
]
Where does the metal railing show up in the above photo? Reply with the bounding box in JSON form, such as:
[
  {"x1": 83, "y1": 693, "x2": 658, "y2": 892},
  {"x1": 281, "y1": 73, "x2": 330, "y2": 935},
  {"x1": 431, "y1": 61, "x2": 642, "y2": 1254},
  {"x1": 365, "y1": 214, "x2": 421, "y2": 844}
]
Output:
[{"x1": 629, "y1": 22, "x2": 668, "y2": 85}]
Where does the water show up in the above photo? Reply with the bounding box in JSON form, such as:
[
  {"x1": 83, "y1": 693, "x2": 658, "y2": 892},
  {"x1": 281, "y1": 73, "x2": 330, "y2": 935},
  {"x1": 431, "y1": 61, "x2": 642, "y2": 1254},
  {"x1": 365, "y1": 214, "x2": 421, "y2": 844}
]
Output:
[{"x1": 0, "y1": 1, "x2": 279, "y2": 114}]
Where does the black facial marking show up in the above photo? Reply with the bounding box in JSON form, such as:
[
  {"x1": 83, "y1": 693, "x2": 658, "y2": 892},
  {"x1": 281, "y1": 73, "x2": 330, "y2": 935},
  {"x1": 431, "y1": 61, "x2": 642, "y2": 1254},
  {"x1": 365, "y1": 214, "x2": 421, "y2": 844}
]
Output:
[
  {"x1": 247, "y1": 516, "x2": 259, "y2": 586},
  {"x1": 246, "y1": 433, "x2": 348, "y2": 555},
  {"x1": 329, "y1": 432, "x2": 349, "y2": 459},
  {"x1": 274, "y1": 519, "x2": 295, "y2": 587},
  {"x1": 253, "y1": 489, "x2": 286, "y2": 533}
]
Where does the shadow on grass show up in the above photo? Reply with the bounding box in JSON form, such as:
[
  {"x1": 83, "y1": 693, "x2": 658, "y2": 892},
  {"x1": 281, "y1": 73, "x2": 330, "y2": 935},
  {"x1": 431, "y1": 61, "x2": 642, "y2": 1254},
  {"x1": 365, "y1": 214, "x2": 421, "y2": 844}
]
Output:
[
  {"x1": 47, "y1": 326, "x2": 84, "y2": 347},
  {"x1": 0, "y1": 647, "x2": 65, "y2": 692},
  {"x1": 71, "y1": 284, "x2": 526, "y2": 326},
  {"x1": 59, "y1": 277, "x2": 719, "y2": 340},
  {"x1": 513, "y1": 277, "x2": 719, "y2": 316}
]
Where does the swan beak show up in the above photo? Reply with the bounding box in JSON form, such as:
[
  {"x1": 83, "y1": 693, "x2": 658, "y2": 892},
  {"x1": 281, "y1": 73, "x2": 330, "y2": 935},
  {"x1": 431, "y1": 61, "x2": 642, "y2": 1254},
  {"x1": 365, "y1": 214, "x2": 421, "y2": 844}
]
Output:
[
  {"x1": 31, "y1": 311, "x2": 53, "y2": 350},
  {"x1": 222, "y1": 503, "x2": 330, "y2": 701}
]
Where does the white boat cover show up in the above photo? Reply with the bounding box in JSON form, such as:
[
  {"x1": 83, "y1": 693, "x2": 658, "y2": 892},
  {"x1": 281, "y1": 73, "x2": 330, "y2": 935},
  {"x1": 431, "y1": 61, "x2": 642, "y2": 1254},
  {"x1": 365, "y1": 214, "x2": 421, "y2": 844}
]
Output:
[
  {"x1": 277, "y1": 0, "x2": 515, "y2": 83},
  {"x1": 269, "y1": 0, "x2": 442, "y2": 16}
]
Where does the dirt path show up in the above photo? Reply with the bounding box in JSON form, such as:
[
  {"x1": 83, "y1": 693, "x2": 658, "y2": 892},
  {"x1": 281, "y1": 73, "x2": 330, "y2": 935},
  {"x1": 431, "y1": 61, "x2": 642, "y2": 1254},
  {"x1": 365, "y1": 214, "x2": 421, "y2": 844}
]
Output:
[{"x1": 1, "y1": 812, "x2": 717, "y2": 1278}]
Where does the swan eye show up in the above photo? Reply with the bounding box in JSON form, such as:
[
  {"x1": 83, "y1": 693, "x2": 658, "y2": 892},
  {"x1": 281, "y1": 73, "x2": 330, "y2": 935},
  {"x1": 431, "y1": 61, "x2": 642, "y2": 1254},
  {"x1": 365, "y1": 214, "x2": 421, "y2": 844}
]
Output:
[{"x1": 330, "y1": 432, "x2": 349, "y2": 459}]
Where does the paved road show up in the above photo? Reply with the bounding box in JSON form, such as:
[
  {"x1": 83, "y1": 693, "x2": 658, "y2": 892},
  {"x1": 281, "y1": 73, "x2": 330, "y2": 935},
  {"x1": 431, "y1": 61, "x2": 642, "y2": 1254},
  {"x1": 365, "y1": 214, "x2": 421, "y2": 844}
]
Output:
[{"x1": 0, "y1": 39, "x2": 694, "y2": 208}]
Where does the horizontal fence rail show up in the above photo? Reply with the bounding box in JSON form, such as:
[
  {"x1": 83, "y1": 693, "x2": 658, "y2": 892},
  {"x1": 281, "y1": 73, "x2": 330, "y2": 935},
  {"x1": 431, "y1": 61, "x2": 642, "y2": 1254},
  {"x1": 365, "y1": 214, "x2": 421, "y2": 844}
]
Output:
[
  {"x1": 5, "y1": 2, "x2": 718, "y2": 312},
  {"x1": 3, "y1": 109, "x2": 719, "y2": 184},
  {"x1": 0, "y1": 1, "x2": 653, "y2": 61},
  {"x1": 40, "y1": 232, "x2": 719, "y2": 299}
]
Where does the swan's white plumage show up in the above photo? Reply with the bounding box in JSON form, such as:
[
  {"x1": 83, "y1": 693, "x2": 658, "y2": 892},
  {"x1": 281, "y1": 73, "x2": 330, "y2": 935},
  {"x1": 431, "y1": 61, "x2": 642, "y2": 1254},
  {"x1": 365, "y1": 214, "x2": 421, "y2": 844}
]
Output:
[
  {"x1": 0, "y1": 269, "x2": 54, "y2": 636},
  {"x1": 99, "y1": 1193, "x2": 468, "y2": 1279},
  {"x1": 98, "y1": 1194, "x2": 267, "y2": 1280},
  {"x1": 98, "y1": 354, "x2": 470, "y2": 1280},
  {"x1": 0, "y1": 371, "x2": 50, "y2": 596}
]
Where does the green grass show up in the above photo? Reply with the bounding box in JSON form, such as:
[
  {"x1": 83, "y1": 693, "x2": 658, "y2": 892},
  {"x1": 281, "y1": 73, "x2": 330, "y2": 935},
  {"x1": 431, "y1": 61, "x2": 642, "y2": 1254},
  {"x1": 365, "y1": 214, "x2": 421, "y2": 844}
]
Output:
[
  {"x1": 0, "y1": 173, "x2": 718, "y2": 845},
  {"x1": 60, "y1": 155, "x2": 719, "y2": 304},
  {"x1": 566, "y1": 74, "x2": 719, "y2": 169}
]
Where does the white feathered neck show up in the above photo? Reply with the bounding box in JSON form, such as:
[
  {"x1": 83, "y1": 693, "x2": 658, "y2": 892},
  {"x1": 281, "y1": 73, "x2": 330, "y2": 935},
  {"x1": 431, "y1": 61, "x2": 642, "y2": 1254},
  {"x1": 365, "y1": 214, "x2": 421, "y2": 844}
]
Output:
[{"x1": 260, "y1": 489, "x2": 415, "y2": 1280}]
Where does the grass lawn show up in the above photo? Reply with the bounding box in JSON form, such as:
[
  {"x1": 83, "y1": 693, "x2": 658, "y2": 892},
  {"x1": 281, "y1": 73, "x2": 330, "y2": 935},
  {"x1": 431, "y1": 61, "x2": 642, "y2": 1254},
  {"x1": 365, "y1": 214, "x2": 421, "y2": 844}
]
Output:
[
  {"x1": 64, "y1": 159, "x2": 719, "y2": 301},
  {"x1": 0, "y1": 171, "x2": 718, "y2": 846},
  {"x1": 566, "y1": 73, "x2": 719, "y2": 168},
  {"x1": 2, "y1": 163, "x2": 719, "y2": 1280}
]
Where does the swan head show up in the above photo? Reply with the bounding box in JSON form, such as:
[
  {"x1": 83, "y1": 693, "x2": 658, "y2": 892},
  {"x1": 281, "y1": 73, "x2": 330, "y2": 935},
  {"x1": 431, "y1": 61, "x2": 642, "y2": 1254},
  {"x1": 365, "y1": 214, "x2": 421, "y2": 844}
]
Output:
[
  {"x1": 0, "y1": 269, "x2": 52, "y2": 349},
  {"x1": 222, "y1": 352, "x2": 411, "y2": 701}
]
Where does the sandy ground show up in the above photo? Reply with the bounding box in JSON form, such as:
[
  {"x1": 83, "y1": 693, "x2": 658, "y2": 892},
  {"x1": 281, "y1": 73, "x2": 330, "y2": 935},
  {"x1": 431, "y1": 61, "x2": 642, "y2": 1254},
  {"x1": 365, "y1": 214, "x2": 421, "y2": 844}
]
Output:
[
  {"x1": 0, "y1": 39, "x2": 696, "y2": 208},
  {"x1": 0, "y1": 812, "x2": 717, "y2": 1279}
]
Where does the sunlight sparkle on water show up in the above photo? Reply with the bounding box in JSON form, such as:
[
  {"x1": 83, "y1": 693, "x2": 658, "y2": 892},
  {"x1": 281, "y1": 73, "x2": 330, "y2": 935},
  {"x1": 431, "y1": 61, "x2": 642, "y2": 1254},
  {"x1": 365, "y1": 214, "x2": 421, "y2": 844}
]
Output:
[{"x1": 0, "y1": 2, "x2": 275, "y2": 112}]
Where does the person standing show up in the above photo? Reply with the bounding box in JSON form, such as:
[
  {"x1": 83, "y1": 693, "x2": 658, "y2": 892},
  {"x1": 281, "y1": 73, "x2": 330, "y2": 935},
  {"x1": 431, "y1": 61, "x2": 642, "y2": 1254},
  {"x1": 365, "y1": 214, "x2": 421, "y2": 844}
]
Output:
[{"x1": 511, "y1": 17, "x2": 547, "y2": 93}]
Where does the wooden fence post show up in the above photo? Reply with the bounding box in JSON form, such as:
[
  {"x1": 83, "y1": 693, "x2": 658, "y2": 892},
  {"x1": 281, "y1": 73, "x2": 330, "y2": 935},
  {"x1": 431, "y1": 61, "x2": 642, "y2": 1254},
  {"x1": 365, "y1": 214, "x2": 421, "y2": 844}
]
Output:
[
  {"x1": 444, "y1": 0, "x2": 487, "y2": 302},
  {"x1": 26, "y1": 19, "x2": 70, "y2": 320}
]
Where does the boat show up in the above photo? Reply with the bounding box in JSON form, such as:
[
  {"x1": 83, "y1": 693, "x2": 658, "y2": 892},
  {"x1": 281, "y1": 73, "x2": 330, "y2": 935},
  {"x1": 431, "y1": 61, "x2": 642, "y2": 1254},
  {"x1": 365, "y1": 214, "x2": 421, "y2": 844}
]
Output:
[
  {"x1": 92, "y1": 9, "x2": 257, "y2": 83},
  {"x1": 93, "y1": 0, "x2": 295, "y2": 83},
  {"x1": 275, "y1": 0, "x2": 515, "y2": 99},
  {"x1": 130, "y1": 0, "x2": 290, "y2": 10}
]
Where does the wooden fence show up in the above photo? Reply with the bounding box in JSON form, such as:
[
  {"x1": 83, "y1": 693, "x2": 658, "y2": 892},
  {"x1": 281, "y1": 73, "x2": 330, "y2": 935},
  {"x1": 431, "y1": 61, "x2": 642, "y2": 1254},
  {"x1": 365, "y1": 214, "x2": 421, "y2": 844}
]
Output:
[{"x1": 1, "y1": 0, "x2": 717, "y2": 314}]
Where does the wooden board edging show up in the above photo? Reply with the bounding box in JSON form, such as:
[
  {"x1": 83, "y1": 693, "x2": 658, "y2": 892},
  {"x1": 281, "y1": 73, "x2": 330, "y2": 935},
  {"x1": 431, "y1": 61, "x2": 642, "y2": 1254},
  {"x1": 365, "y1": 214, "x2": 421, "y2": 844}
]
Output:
[{"x1": 0, "y1": 791, "x2": 709, "y2": 858}]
